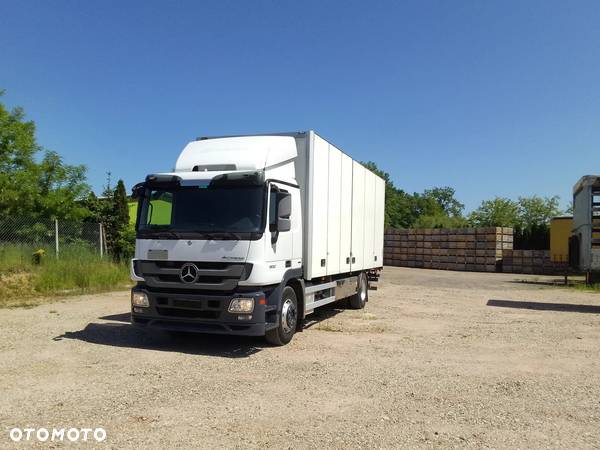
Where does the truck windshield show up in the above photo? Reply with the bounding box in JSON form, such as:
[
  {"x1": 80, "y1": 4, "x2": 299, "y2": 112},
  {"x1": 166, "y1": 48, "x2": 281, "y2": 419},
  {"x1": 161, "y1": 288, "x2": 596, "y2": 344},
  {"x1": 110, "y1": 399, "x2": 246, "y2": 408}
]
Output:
[{"x1": 137, "y1": 185, "x2": 265, "y2": 237}]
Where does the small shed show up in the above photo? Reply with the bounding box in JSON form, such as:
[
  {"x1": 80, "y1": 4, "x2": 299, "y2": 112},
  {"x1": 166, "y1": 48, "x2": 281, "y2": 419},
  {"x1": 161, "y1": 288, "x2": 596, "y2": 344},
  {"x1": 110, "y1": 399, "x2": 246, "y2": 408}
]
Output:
[{"x1": 550, "y1": 216, "x2": 573, "y2": 263}]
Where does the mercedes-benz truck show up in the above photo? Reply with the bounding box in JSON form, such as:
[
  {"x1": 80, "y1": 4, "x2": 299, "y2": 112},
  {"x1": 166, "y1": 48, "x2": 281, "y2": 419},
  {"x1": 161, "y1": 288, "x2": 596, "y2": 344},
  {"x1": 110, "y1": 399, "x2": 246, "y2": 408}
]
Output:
[{"x1": 130, "y1": 131, "x2": 385, "y2": 345}]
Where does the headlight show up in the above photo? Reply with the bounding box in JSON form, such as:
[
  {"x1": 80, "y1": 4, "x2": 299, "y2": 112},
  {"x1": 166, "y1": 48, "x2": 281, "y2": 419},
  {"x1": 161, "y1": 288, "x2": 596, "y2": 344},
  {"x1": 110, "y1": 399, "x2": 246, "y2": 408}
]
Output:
[
  {"x1": 228, "y1": 298, "x2": 254, "y2": 314},
  {"x1": 131, "y1": 291, "x2": 149, "y2": 307}
]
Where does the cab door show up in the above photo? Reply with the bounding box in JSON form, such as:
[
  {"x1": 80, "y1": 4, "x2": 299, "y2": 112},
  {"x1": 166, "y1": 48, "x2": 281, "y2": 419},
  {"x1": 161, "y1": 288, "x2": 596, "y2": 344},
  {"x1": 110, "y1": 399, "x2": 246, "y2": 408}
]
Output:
[{"x1": 264, "y1": 181, "x2": 298, "y2": 277}]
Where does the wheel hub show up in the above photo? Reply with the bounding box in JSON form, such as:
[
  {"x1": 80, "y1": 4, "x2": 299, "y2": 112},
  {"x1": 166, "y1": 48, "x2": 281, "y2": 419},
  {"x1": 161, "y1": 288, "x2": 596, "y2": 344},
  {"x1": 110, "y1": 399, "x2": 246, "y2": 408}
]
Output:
[
  {"x1": 359, "y1": 274, "x2": 367, "y2": 301},
  {"x1": 281, "y1": 298, "x2": 297, "y2": 334}
]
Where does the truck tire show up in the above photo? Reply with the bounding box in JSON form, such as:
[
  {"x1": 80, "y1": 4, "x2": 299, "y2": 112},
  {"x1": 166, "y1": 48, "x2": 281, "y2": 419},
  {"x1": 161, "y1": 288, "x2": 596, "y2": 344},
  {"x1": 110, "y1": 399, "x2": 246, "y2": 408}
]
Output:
[
  {"x1": 349, "y1": 272, "x2": 368, "y2": 309},
  {"x1": 265, "y1": 286, "x2": 298, "y2": 346}
]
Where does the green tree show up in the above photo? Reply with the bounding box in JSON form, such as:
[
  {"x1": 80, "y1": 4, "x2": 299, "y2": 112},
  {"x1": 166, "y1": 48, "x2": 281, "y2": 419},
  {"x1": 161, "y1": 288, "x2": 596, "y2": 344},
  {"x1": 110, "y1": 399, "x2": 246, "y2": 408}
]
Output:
[
  {"x1": 0, "y1": 90, "x2": 90, "y2": 221},
  {"x1": 469, "y1": 195, "x2": 563, "y2": 249},
  {"x1": 423, "y1": 187, "x2": 464, "y2": 217},
  {"x1": 391, "y1": 189, "x2": 419, "y2": 228},
  {"x1": 514, "y1": 195, "x2": 562, "y2": 249},
  {"x1": 113, "y1": 179, "x2": 130, "y2": 230},
  {"x1": 362, "y1": 161, "x2": 402, "y2": 228},
  {"x1": 362, "y1": 161, "x2": 467, "y2": 229},
  {"x1": 0, "y1": 91, "x2": 39, "y2": 217},
  {"x1": 468, "y1": 197, "x2": 520, "y2": 227},
  {"x1": 469, "y1": 195, "x2": 563, "y2": 229},
  {"x1": 82, "y1": 191, "x2": 101, "y2": 222},
  {"x1": 516, "y1": 195, "x2": 561, "y2": 229},
  {"x1": 413, "y1": 213, "x2": 468, "y2": 229},
  {"x1": 406, "y1": 188, "x2": 465, "y2": 228},
  {"x1": 98, "y1": 179, "x2": 134, "y2": 261},
  {"x1": 37, "y1": 151, "x2": 89, "y2": 220}
]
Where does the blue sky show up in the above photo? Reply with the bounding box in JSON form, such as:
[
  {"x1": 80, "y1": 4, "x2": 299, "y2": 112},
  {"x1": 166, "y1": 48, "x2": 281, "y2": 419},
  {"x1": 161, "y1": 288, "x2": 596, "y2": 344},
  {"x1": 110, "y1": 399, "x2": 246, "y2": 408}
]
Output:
[{"x1": 1, "y1": 0, "x2": 599, "y2": 212}]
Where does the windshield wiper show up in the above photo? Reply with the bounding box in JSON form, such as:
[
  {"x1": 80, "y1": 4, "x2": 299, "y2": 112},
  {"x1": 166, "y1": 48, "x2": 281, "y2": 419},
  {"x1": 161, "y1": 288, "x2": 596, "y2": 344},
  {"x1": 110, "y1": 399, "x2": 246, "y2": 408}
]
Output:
[
  {"x1": 208, "y1": 232, "x2": 243, "y2": 240},
  {"x1": 138, "y1": 229, "x2": 244, "y2": 240},
  {"x1": 141, "y1": 230, "x2": 181, "y2": 239}
]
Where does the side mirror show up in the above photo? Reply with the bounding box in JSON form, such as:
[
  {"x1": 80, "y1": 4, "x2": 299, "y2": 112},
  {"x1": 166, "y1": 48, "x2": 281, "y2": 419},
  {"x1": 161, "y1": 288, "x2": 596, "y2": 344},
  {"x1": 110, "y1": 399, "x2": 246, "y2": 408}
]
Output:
[
  {"x1": 131, "y1": 183, "x2": 145, "y2": 200},
  {"x1": 276, "y1": 193, "x2": 292, "y2": 232}
]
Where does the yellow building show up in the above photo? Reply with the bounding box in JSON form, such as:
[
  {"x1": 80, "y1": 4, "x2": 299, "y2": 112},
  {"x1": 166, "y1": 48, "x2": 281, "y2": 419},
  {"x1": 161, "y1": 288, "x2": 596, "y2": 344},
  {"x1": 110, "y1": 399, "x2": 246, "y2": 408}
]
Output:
[{"x1": 550, "y1": 216, "x2": 573, "y2": 262}]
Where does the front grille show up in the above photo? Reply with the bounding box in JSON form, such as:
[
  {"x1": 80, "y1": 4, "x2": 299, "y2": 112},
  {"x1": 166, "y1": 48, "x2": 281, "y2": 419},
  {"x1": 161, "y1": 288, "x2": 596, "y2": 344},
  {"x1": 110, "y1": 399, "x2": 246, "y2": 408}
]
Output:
[
  {"x1": 152, "y1": 294, "x2": 224, "y2": 320},
  {"x1": 152, "y1": 260, "x2": 231, "y2": 270},
  {"x1": 155, "y1": 274, "x2": 227, "y2": 284},
  {"x1": 171, "y1": 298, "x2": 221, "y2": 310},
  {"x1": 171, "y1": 299, "x2": 202, "y2": 309},
  {"x1": 156, "y1": 307, "x2": 220, "y2": 319},
  {"x1": 138, "y1": 260, "x2": 252, "y2": 291}
]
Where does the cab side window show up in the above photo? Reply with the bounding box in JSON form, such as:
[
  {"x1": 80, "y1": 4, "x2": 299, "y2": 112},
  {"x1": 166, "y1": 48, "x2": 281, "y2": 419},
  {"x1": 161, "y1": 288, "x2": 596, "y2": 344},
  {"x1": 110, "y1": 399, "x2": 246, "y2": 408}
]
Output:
[{"x1": 147, "y1": 191, "x2": 173, "y2": 225}]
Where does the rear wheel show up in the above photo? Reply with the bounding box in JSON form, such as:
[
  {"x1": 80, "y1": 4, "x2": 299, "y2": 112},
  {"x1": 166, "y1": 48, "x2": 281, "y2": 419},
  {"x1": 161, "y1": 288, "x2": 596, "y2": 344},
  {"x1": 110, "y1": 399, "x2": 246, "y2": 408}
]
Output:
[
  {"x1": 265, "y1": 286, "x2": 298, "y2": 346},
  {"x1": 349, "y1": 272, "x2": 368, "y2": 309}
]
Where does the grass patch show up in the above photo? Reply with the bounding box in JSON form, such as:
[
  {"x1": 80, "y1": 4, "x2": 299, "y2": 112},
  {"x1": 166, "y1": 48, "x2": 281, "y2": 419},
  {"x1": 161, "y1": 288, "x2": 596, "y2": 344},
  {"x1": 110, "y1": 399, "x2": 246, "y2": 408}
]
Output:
[
  {"x1": 573, "y1": 282, "x2": 600, "y2": 293},
  {"x1": 360, "y1": 313, "x2": 378, "y2": 320},
  {"x1": 315, "y1": 322, "x2": 344, "y2": 332},
  {"x1": 0, "y1": 244, "x2": 47, "y2": 273},
  {"x1": 0, "y1": 244, "x2": 131, "y2": 308}
]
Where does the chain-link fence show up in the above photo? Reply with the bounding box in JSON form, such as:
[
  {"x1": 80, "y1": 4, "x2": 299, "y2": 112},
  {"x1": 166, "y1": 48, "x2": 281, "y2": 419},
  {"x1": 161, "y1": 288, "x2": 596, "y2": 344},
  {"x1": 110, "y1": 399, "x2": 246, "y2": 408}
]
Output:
[{"x1": 0, "y1": 217, "x2": 105, "y2": 259}]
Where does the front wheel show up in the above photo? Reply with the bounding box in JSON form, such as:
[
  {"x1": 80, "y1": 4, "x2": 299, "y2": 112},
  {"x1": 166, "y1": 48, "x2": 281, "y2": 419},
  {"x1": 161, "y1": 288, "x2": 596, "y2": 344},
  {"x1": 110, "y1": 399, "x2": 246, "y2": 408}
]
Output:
[
  {"x1": 265, "y1": 286, "x2": 298, "y2": 346},
  {"x1": 349, "y1": 272, "x2": 368, "y2": 309}
]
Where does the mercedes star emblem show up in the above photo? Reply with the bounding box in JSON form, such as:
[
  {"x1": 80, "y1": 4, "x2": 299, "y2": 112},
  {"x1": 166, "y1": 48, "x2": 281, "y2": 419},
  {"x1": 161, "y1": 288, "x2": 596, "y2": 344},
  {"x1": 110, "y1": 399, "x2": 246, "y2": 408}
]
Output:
[{"x1": 179, "y1": 263, "x2": 199, "y2": 284}]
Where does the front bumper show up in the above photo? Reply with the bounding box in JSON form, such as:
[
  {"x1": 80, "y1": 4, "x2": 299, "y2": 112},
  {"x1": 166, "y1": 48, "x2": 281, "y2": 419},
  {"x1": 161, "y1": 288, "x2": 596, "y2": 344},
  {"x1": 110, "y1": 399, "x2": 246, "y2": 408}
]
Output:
[{"x1": 130, "y1": 287, "x2": 274, "y2": 336}]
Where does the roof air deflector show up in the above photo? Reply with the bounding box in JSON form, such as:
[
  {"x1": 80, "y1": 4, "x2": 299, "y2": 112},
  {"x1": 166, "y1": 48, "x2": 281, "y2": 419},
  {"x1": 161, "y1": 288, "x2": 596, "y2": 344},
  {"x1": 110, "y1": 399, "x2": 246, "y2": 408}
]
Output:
[{"x1": 192, "y1": 164, "x2": 237, "y2": 172}]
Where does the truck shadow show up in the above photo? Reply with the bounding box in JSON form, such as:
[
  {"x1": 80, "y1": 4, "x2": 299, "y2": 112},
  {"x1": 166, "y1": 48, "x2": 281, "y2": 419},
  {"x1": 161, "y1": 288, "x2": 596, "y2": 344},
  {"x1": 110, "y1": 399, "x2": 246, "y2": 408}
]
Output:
[
  {"x1": 53, "y1": 321, "x2": 265, "y2": 358},
  {"x1": 487, "y1": 299, "x2": 600, "y2": 314},
  {"x1": 302, "y1": 304, "x2": 346, "y2": 329},
  {"x1": 55, "y1": 305, "x2": 350, "y2": 357},
  {"x1": 98, "y1": 313, "x2": 131, "y2": 323},
  {"x1": 506, "y1": 279, "x2": 573, "y2": 287}
]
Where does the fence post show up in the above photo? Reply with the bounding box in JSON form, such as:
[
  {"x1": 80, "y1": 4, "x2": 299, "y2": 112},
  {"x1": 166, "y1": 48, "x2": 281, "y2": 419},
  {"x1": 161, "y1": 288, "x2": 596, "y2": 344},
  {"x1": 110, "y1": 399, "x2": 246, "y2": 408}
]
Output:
[
  {"x1": 99, "y1": 223, "x2": 104, "y2": 258},
  {"x1": 55, "y1": 219, "x2": 59, "y2": 259}
]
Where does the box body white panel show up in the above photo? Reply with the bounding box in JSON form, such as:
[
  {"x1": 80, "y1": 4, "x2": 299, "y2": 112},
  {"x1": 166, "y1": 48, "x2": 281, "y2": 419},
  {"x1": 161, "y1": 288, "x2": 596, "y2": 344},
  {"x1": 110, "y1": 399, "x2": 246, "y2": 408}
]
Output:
[
  {"x1": 326, "y1": 146, "x2": 342, "y2": 275},
  {"x1": 350, "y1": 161, "x2": 366, "y2": 272},
  {"x1": 363, "y1": 171, "x2": 376, "y2": 269},
  {"x1": 339, "y1": 153, "x2": 353, "y2": 273},
  {"x1": 301, "y1": 134, "x2": 384, "y2": 278},
  {"x1": 374, "y1": 177, "x2": 385, "y2": 266},
  {"x1": 306, "y1": 134, "x2": 330, "y2": 278}
]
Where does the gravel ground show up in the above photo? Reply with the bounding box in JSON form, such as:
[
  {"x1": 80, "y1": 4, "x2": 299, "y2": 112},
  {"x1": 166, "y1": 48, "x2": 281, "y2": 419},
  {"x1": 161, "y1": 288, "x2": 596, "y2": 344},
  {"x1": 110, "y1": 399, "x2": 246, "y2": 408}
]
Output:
[{"x1": 1, "y1": 267, "x2": 600, "y2": 449}]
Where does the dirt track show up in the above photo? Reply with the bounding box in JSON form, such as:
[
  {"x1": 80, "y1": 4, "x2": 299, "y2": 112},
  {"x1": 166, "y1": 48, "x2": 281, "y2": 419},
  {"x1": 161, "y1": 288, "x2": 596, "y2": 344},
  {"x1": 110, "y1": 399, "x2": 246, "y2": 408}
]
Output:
[{"x1": 1, "y1": 267, "x2": 600, "y2": 448}]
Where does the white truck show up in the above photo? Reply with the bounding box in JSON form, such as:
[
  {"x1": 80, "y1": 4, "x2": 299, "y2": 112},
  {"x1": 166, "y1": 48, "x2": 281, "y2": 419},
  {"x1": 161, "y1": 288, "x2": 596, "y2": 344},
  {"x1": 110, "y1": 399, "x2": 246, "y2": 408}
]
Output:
[{"x1": 130, "y1": 131, "x2": 385, "y2": 345}]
